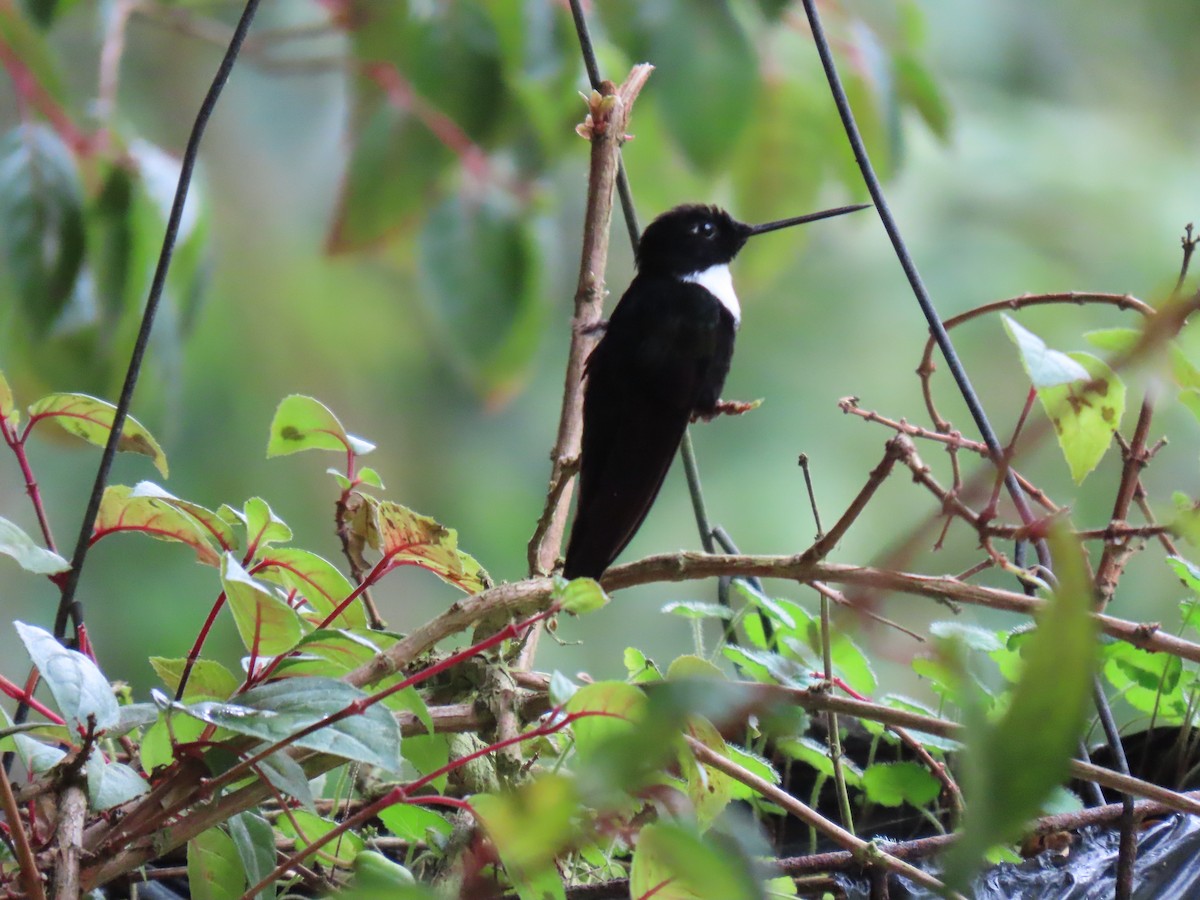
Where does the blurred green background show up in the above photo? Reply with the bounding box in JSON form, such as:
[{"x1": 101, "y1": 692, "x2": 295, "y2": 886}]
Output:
[{"x1": 0, "y1": 0, "x2": 1198, "y2": 701}]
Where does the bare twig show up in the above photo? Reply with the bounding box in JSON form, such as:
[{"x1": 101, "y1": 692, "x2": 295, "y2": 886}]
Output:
[
  {"x1": 0, "y1": 766, "x2": 44, "y2": 900},
  {"x1": 526, "y1": 65, "x2": 654, "y2": 577},
  {"x1": 684, "y1": 735, "x2": 960, "y2": 897}
]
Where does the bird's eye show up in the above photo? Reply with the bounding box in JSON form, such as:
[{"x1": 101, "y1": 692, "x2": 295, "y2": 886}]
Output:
[{"x1": 691, "y1": 221, "x2": 716, "y2": 238}]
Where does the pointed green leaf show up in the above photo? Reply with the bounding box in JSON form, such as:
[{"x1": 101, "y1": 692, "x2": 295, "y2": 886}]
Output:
[
  {"x1": 15, "y1": 621, "x2": 119, "y2": 732},
  {"x1": 228, "y1": 811, "x2": 277, "y2": 900},
  {"x1": 0, "y1": 515, "x2": 69, "y2": 574},
  {"x1": 1002, "y1": 316, "x2": 1090, "y2": 388},
  {"x1": 1037, "y1": 352, "x2": 1125, "y2": 483},
  {"x1": 242, "y1": 497, "x2": 292, "y2": 550},
  {"x1": 130, "y1": 482, "x2": 237, "y2": 551},
  {"x1": 221, "y1": 554, "x2": 306, "y2": 656},
  {"x1": 149, "y1": 657, "x2": 240, "y2": 701},
  {"x1": 267, "y1": 394, "x2": 374, "y2": 458},
  {"x1": 189, "y1": 827, "x2": 245, "y2": 900},
  {"x1": 275, "y1": 809, "x2": 364, "y2": 867},
  {"x1": 182, "y1": 676, "x2": 400, "y2": 771},
  {"x1": 94, "y1": 485, "x2": 219, "y2": 565},
  {"x1": 12, "y1": 732, "x2": 67, "y2": 773},
  {"x1": 255, "y1": 547, "x2": 362, "y2": 628},
  {"x1": 86, "y1": 752, "x2": 150, "y2": 810},
  {"x1": 28, "y1": 393, "x2": 167, "y2": 476},
  {"x1": 377, "y1": 803, "x2": 452, "y2": 844},
  {"x1": 476, "y1": 774, "x2": 579, "y2": 876},
  {"x1": 861, "y1": 761, "x2": 941, "y2": 807},
  {"x1": 0, "y1": 369, "x2": 16, "y2": 427},
  {"x1": 557, "y1": 577, "x2": 609, "y2": 615}
]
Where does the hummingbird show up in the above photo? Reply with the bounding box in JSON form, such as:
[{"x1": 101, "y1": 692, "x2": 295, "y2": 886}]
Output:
[{"x1": 561, "y1": 201, "x2": 869, "y2": 580}]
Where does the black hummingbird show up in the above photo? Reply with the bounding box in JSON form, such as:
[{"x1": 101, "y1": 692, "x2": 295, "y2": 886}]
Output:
[{"x1": 561, "y1": 201, "x2": 869, "y2": 580}]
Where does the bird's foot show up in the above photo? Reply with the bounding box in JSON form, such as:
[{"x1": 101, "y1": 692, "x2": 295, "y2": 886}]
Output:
[{"x1": 692, "y1": 398, "x2": 763, "y2": 422}]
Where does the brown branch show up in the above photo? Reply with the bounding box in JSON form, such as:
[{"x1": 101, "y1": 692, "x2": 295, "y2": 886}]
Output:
[
  {"x1": 0, "y1": 765, "x2": 45, "y2": 900},
  {"x1": 1095, "y1": 399, "x2": 1156, "y2": 608},
  {"x1": 527, "y1": 65, "x2": 653, "y2": 577},
  {"x1": 52, "y1": 782, "x2": 86, "y2": 900},
  {"x1": 802, "y1": 435, "x2": 906, "y2": 562},
  {"x1": 684, "y1": 735, "x2": 960, "y2": 897}
]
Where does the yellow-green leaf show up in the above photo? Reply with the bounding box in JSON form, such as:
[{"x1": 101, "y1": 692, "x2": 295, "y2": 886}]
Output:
[
  {"x1": 366, "y1": 498, "x2": 491, "y2": 594},
  {"x1": 266, "y1": 394, "x2": 374, "y2": 458},
  {"x1": 221, "y1": 554, "x2": 306, "y2": 656},
  {"x1": 28, "y1": 393, "x2": 167, "y2": 476},
  {"x1": 1037, "y1": 352, "x2": 1125, "y2": 483},
  {"x1": 93, "y1": 485, "x2": 218, "y2": 565}
]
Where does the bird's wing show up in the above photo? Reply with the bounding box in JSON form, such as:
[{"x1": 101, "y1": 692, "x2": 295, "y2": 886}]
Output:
[{"x1": 563, "y1": 279, "x2": 735, "y2": 578}]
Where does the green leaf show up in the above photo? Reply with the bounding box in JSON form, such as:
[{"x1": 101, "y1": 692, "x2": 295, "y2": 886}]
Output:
[
  {"x1": 894, "y1": 54, "x2": 951, "y2": 139},
  {"x1": 776, "y1": 735, "x2": 862, "y2": 786},
  {"x1": 1037, "y1": 352, "x2": 1125, "y2": 483},
  {"x1": 1172, "y1": 493, "x2": 1200, "y2": 547},
  {"x1": 678, "y1": 716, "x2": 735, "y2": 827},
  {"x1": 266, "y1": 395, "x2": 374, "y2": 458},
  {"x1": 129, "y1": 482, "x2": 237, "y2": 551},
  {"x1": 1103, "y1": 642, "x2": 1183, "y2": 713},
  {"x1": 12, "y1": 733, "x2": 67, "y2": 773},
  {"x1": 0, "y1": 515, "x2": 70, "y2": 574},
  {"x1": 557, "y1": 577, "x2": 609, "y2": 615},
  {"x1": 418, "y1": 191, "x2": 544, "y2": 399},
  {"x1": 352, "y1": 850, "x2": 416, "y2": 891},
  {"x1": 242, "y1": 497, "x2": 292, "y2": 550},
  {"x1": 220, "y1": 554, "x2": 306, "y2": 657},
  {"x1": 28, "y1": 393, "x2": 168, "y2": 476},
  {"x1": 475, "y1": 773, "x2": 579, "y2": 877},
  {"x1": 362, "y1": 497, "x2": 491, "y2": 593},
  {"x1": 94, "y1": 485, "x2": 219, "y2": 565},
  {"x1": 377, "y1": 803, "x2": 453, "y2": 845},
  {"x1": 255, "y1": 749, "x2": 315, "y2": 810},
  {"x1": 623, "y1": 647, "x2": 662, "y2": 683},
  {"x1": 0, "y1": 124, "x2": 85, "y2": 333},
  {"x1": 630, "y1": 822, "x2": 760, "y2": 900},
  {"x1": 276, "y1": 809, "x2": 364, "y2": 867},
  {"x1": 662, "y1": 601, "x2": 733, "y2": 620},
  {"x1": 149, "y1": 657, "x2": 240, "y2": 701},
  {"x1": 1002, "y1": 316, "x2": 1090, "y2": 388},
  {"x1": 565, "y1": 681, "x2": 647, "y2": 766},
  {"x1": 256, "y1": 547, "x2": 362, "y2": 628},
  {"x1": 928, "y1": 621, "x2": 1002, "y2": 652},
  {"x1": 647, "y1": 0, "x2": 758, "y2": 172},
  {"x1": 15, "y1": 620, "x2": 119, "y2": 732},
  {"x1": 723, "y1": 744, "x2": 780, "y2": 800},
  {"x1": 227, "y1": 811, "x2": 277, "y2": 900},
  {"x1": 86, "y1": 753, "x2": 149, "y2": 810},
  {"x1": 943, "y1": 526, "x2": 1098, "y2": 890},
  {"x1": 861, "y1": 761, "x2": 941, "y2": 808},
  {"x1": 0, "y1": 369, "x2": 17, "y2": 427},
  {"x1": 666, "y1": 655, "x2": 726, "y2": 681},
  {"x1": 181, "y1": 676, "x2": 401, "y2": 771},
  {"x1": 1084, "y1": 327, "x2": 1139, "y2": 354},
  {"x1": 189, "y1": 827, "x2": 245, "y2": 900}
]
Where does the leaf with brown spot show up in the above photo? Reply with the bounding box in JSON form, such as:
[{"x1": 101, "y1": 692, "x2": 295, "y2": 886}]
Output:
[
  {"x1": 1037, "y1": 353, "x2": 1124, "y2": 484},
  {"x1": 28, "y1": 393, "x2": 167, "y2": 476},
  {"x1": 362, "y1": 497, "x2": 491, "y2": 594}
]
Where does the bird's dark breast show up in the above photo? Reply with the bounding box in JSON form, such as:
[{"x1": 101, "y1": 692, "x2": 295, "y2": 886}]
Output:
[{"x1": 562, "y1": 278, "x2": 737, "y2": 579}]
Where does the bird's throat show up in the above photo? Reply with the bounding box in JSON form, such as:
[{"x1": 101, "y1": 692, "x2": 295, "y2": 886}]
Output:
[{"x1": 681, "y1": 264, "x2": 740, "y2": 326}]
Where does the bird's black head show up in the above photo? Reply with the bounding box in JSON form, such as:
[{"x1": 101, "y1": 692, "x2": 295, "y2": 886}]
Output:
[{"x1": 634, "y1": 201, "x2": 871, "y2": 278}]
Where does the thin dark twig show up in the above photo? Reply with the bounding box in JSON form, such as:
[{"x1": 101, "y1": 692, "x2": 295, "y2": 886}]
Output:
[
  {"x1": 798, "y1": 453, "x2": 824, "y2": 538},
  {"x1": 798, "y1": 0, "x2": 1051, "y2": 574},
  {"x1": 53, "y1": 0, "x2": 264, "y2": 640},
  {"x1": 1092, "y1": 677, "x2": 1137, "y2": 899}
]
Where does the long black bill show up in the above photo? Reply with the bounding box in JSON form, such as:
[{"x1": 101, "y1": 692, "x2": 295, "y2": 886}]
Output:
[{"x1": 744, "y1": 202, "x2": 872, "y2": 237}]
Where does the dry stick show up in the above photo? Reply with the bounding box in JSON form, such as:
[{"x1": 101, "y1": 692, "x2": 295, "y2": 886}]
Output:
[
  {"x1": 0, "y1": 763, "x2": 45, "y2": 900},
  {"x1": 526, "y1": 65, "x2": 653, "y2": 578},
  {"x1": 803, "y1": 436, "x2": 906, "y2": 563},
  {"x1": 684, "y1": 735, "x2": 961, "y2": 898}
]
